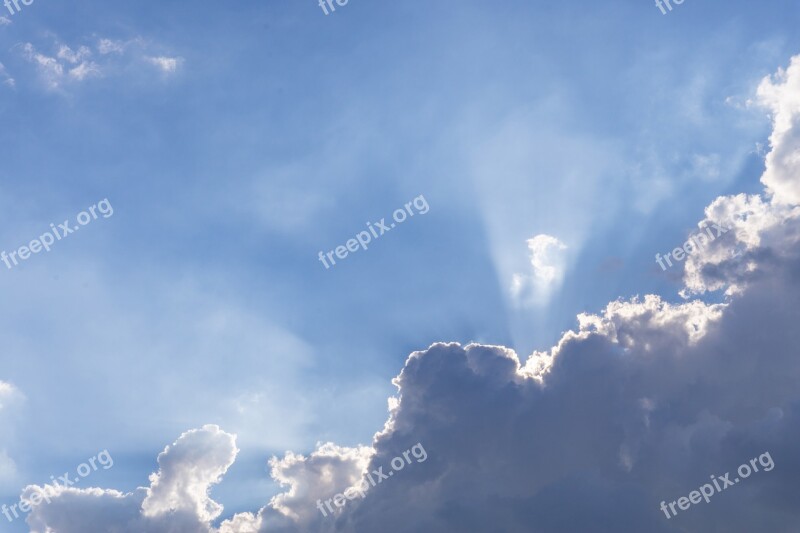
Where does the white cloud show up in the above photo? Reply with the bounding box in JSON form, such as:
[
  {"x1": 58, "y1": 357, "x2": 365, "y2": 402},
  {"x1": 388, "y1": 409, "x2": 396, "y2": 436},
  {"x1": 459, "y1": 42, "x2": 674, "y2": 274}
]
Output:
[
  {"x1": 267, "y1": 443, "x2": 373, "y2": 522},
  {"x1": 0, "y1": 380, "x2": 16, "y2": 409},
  {"x1": 511, "y1": 234, "x2": 568, "y2": 306},
  {"x1": 19, "y1": 42, "x2": 99, "y2": 88},
  {"x1": 27, "y1": 425, "x2": 236, "y2": 533},
  {"x1": 0, "y1": 62, "x2": 14, "y2": 87},
  {"x1": 757, "y1": 55, "x2": 800, "y2": 205},
  {"x1": 676, "y1": 56, "x2": 800, "y2": 297},
  {"x1": 20, "y1": 43, "x2": 64, "y2": 89},
  {"x1": 142, "y1": 425, "x2": 238, "y2": 522},
  {"x1": 0, "y1": 381, "x2": 21, "y2": 487},
  {"x1": 0, "y1": 16, "x2": 11, "y2": 26},
  {"x1": 146, "y1": 56, "x2": 183, "y2": 74},
  {"x1": 68, "y1": 61, "x2": 101, "y2": 81},
  {"x1": 17, "y1": 36, "x2": 181, "y2": 90},
  {"x1": 525, "y1": 234, "x2": 568, "y2": 285},
  {"x1": 57, "y1": 44, "x2": 92, "y2": 64},
  {"x1": 97, "y1": 38, "x2": 126, "y2": 55}
]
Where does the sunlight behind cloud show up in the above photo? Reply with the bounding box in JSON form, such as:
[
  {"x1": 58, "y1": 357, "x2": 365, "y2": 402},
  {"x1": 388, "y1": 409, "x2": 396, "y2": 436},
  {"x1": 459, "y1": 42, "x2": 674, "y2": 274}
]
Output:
[{"x1": 511, "y1": 234, "x2": 568, "y2": 307}]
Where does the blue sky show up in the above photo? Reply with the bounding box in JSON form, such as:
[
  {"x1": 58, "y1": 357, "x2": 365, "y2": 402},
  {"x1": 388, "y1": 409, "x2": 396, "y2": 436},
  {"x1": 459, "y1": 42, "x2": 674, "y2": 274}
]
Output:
[{"x1": 1, "y1": 1, "x2": 800, "y2": 531}]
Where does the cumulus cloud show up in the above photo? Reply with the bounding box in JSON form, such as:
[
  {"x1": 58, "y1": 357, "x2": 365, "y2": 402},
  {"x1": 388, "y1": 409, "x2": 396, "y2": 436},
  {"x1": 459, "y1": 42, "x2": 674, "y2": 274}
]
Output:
[
  {"x1": 511, "y1": 234, "x2": 568, "y2": 306},
  {"x1": 217, "y1": 443, "x2": 373, "y2": 532},
  {"x1": 141, "y1": 425, "x2": 238, "y2": 522},
  {"x1": 27, "y1": 425, "x2": 236, "y2": 532},
  {"x1": 24, "y1": 54, "x2": 800, "y2": 532},
  {"x1": 678, "y1": 55, "x2": 800, "y2": 297},
  {"x1": 757, "y1": 55, "x2": 800, "y2": 205}
]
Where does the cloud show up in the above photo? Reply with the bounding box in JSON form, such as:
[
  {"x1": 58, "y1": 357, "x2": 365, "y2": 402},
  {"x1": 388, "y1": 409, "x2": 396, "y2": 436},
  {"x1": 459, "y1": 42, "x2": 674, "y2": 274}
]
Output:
[
  {"x1": 16, "y1": 36, "x2": 181, "y2": 90},
  {"x1": 511, "y1": 234, "x2": 568, "y2": 306},
  {"x1": 757, "y1": 55, "x2": 800, "y2": 205},
  {"x1": 216, "y1": 443, "x2": 374, "y2": 531},
  {"x1": 145, "y1": 56, "x2": 183, "y2": 74},
  {"x1": 141, "y1": 425, "x2": 238, "y2": 522},
  {"x1": 19, "y1": 42, "x2": 101, "y2": 88},
  {"x1": 0, "y1": 62, "x2": 14, "y2": 87},
  {"x1": 267, "y1": 443, "x2": 373, "y2": 522},
  {"x1": 677, "y1": 55, "x2": 800, "y2": 297},
  {"x1": 23, "y1": 53, "x2": 800, "y2": 533},
  {"x1": 0, "y1": 16, "x2": 11, "y2": 26},
  {"x1": 20, "y1": 43, "x2": 64, "y2": 89},
  {"x1": 26, "y1": 425, "x2": 237, "y2": 533},
  {"x1": 68, "y1": 61, "x2": 101, "y2": 81},
  {"x1": 97, "y1": 38, "x2": 126, "y2": 55},
  {"x1": 0, "y1": 381, "x2": 22, "y2": 486},
  {"x1": 56, "y1": 45, "x2": 92, "y2": 64},
  {"x1": 0, "y1": 380, "x2": 17, "y2": 410}
]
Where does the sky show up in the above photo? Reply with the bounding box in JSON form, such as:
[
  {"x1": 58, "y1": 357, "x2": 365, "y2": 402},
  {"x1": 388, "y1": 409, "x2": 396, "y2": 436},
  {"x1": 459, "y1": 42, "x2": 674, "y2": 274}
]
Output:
[{"x1": 1, "y1": 0, "x2": 800, "y2": 532}]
